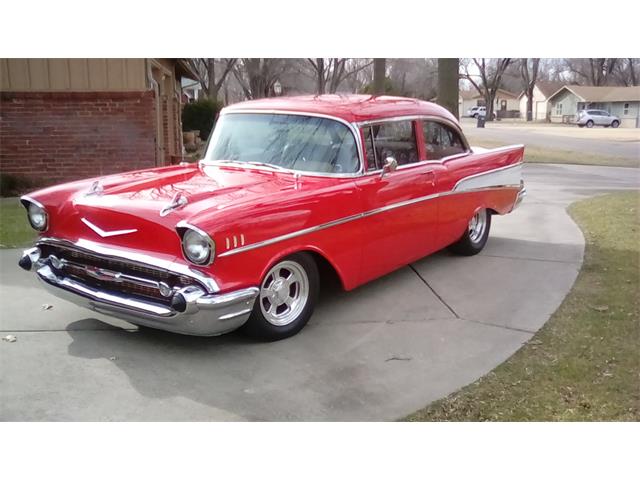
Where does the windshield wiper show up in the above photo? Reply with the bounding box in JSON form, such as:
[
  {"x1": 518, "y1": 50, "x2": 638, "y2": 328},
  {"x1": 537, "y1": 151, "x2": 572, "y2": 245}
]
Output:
[
  {"x1": 206, "y1": 159, "x2": 290, "y2": 173},
  {"x1": 244, "y1": 161, "x2": 290, "y2": 172}
]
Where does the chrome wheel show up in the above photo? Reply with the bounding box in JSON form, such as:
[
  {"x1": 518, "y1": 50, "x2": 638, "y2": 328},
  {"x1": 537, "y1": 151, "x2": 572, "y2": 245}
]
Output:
[
  {"x1": 259, "y1": 260, "x2": 309, "y2": 326},
  {"x1": 468, "y1": 210, "x2": 488, "y2": 244}
]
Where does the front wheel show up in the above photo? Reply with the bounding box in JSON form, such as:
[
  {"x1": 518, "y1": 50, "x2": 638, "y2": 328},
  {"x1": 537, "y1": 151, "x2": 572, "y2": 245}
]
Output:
[
  {"x1": 586, "y1": 120, "x2": 594, "y2": 128},
  {"x1": 241, "y1": 252, "x2": 319, "y2": 341},
  {"x1": 448, "y1": 209, "x2": 492, "y2": 256},
  {"x1": 611, "y1": 120, "x2": 620, "y2": 128}
]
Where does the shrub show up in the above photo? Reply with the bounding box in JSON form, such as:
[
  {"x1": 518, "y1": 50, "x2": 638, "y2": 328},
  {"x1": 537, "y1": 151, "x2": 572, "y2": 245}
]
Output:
[
  {"x1": 182, "y1": 98, "x2": 223, "y2": 141},
  {"x1": 0, "y1": 173, "x2": 33, "y2": 197}
]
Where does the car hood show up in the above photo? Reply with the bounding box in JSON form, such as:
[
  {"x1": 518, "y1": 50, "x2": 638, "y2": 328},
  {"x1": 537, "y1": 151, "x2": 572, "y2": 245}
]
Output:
[{"x1": 38, "y1": 163, "x2": 302, "y2": 256}]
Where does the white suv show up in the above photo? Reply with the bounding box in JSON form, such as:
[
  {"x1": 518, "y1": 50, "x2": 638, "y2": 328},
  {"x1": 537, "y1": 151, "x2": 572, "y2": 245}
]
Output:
[{"x1": 576, "y1": 109, "x2": 620, "y2": 128}]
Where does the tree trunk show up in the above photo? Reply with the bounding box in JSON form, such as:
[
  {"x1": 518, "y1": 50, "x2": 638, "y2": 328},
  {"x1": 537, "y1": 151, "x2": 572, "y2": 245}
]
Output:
[
  {"x1": 207, "y1": 60, "x2": 218, "y2": 101},
  {"x1": 316, "y1": 58, "x2": 325, "y2": 95},
  {"x1": 437, "y1": 58, "x2": 459, "y2": 118},
  {"x1": 526, "y1": 86, "x2": 534, "y2": 121},
  {"x1": 373, "y1": 58, "x2": 386, "y2": 94}
]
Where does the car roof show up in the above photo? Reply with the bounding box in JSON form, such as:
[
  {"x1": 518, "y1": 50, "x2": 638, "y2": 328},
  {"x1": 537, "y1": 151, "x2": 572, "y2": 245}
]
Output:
[{"x1": 222, "y1": 94, "x2": 460, "y2": 125}]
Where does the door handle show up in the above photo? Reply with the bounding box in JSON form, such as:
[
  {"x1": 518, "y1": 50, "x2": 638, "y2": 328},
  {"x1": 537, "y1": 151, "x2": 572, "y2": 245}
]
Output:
[{"x1": 420, "y1": 170, "x2": 436, "y2": 186}]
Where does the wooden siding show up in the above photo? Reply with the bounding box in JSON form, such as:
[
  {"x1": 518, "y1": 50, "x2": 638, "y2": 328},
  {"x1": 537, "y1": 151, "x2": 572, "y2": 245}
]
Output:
[{"x1": 0, "y1": 58, "x2": 147, "y2": 91}]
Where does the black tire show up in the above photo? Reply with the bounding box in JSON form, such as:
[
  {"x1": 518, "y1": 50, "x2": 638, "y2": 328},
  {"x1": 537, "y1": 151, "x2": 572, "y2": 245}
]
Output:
[
  {"x1": 241, "y1": 252, "x2": 319, "y2": 341},
  {"x1": 448, "y1": 209, "x2": 492, "y2": 256},
  {"x1": 586, "y1": 120, "x2": 594, "y2": 128},
  {"x1": 611, "y1": 120, "x2": 620, "y2": 128}
]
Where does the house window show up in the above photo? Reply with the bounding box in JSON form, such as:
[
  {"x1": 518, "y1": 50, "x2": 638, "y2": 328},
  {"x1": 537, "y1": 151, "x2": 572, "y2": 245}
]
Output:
[
  {"x1": 555, "y1": 103, "x2": 563, "y2": 115},
  {"x1": 623, "y1": 103, "x2": 630, "y2": 115}
]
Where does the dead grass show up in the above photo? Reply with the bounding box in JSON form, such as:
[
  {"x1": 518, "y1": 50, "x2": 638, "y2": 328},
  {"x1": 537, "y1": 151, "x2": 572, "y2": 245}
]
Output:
[{"x1": 405, "y1": 191, "x2": 640, "y2": 421}]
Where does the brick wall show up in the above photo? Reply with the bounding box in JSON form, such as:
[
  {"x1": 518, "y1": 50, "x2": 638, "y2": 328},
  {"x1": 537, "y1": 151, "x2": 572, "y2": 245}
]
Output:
[{"x1": 0, "y1": 91, "x2": 157, "y2": 188}]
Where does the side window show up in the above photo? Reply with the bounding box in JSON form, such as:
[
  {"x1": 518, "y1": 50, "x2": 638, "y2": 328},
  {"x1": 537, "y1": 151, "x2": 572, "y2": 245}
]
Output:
[
  {"x1": 422, "y1": 121, "x2": 467, "y2": 161},
  {"x1": 368, "y1": 121, "x2": 418, "y2": 168},
  {"x1": 363, "y1": 127, "x2": 379, "y2": 170}
]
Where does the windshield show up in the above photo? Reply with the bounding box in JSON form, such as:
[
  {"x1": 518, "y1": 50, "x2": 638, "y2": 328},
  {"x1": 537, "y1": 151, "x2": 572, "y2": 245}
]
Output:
[{"x1": 203, "y1": 113, "x2": 360, "y2": 174}]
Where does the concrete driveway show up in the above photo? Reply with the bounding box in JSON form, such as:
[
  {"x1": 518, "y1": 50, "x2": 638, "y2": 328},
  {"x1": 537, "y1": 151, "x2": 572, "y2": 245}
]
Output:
[
  {"x1": 461, "y1": 118, "x2": 640, "y2": 159},
  {"x1": 1, "y1": 164, "x2": 638, "y2": 421}
]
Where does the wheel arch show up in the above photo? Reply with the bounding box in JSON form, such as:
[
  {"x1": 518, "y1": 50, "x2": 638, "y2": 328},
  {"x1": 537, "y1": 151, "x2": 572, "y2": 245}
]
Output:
[{"x1": 258, "y1": 245, "x2": 348, "y2": 292}]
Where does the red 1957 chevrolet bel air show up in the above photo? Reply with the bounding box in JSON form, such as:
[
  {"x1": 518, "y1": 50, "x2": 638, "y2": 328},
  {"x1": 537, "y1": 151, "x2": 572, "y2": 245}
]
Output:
[{"x1": 19, "y1": 95, "x2": 525, "y2": 340}]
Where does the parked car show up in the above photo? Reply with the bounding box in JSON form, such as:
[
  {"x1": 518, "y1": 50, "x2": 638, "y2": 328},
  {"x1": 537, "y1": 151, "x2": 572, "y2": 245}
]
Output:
[
  {"x1": 19, "y1": 95, "x2": 526, "y2": 340},
  {"x1": 468, "y1": 106, "x2": 497, "y2": 120},
  {"x1": 576, "y1": 109, "x2": 620, "y2": 128},
  {"x1": 467, "y1": 106, "x2": 481, "y2": 117}
]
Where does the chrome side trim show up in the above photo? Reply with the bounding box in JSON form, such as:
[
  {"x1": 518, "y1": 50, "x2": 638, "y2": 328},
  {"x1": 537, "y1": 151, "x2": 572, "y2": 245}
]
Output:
[
  {"x1": 218, "y1": 184, "x2": 520, "y2": 258},
  {"x1": 36, "y1": 237, "x2": 219, "y2": 293},
  {"x1": 453, "y1": 163, "x2": 523, "y2": 191},
  {"x1": 200, "y1": 109, "x2": 365, "y2": 178}
]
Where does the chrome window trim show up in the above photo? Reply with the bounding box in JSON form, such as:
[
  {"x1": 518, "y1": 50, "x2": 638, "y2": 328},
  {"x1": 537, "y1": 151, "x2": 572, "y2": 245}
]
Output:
[
  {"x1": 356, "y1": 115, "x2": 473, "y2": 170},
  {"x1": 200, "y1": 110, "x2": 365, "y2": 179},
  {"x1": 36, "y1": 237, "x2": 219, "y2": 293},
  {"x1": 176, "y1": 221, "x2": 216, "y2": 266}
]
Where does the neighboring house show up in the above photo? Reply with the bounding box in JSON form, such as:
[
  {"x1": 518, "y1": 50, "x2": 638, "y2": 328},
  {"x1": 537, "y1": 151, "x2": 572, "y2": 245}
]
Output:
[
  {"x1": 181, "y1": 77, "x2": 202, "y2": 103},
  {"x1": 1, "y1": 58, "x2": 197, "y2": 188},
  {"x1": 547, "y1": 85, "x2": 640, "y2": 127},
  {"x1": 459, "y1": 88, "x2": 520, "y2": 117},
  {"x1": 459, "y1": 89, "x2": 479, "y2": 116},
  {"x1": 517, "y1": 81, "x2": 564, "y2": 121}
]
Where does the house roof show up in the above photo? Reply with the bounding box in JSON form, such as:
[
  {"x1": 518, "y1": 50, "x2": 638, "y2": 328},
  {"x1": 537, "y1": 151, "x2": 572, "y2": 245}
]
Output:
[
  {"x1": 223, "y1": 94, "x2": 459, "y2": 125},
  {"x1": 549, "y1": 85, "x2": 640, "y2": 103},
  {"x1": 459, "y1": 89, "x2": 477, "y2": 100},
  {"x1": 517, "y1": 81, "x2": 566, "y2": 99},
  {"x1": 535, "y1": 81, "x2": 566, "y2": 98}
]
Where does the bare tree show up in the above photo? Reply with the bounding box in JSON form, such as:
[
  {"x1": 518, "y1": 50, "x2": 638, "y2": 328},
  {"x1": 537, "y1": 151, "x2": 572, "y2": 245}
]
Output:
[
  {"x1": 373, "y1": 59, "x2": 386, "y2": 94},
  {"x1": 306, "y1": 58, "x2": 373, "y2": 94},
  {"x1": 462, "y1": 58, "x2": 512, "y2": 121},
  {"x1": 520, "y1": 58, "x2": 540, "y2": 121},
  {"x1": 232, "y1": 59, "x2": 287, "y2": 99},
  {"x1": 186, "y1": 58, "x2": 237, "y2": 102},
  {"x1": 437, "y1": 58, "x2": 459, "y2": 118},
  {"x1": 612, "y1": 58, "x2": 640, "y2": 86},
  {"x1": 564, "y1": 58, "x2": 619, "y2": 86}
]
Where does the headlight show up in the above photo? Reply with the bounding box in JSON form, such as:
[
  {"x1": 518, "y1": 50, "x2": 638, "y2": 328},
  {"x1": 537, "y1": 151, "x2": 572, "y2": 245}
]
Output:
[
  {"x1": 25, "y1": 201, "x2": 48, "y2": 231},
  {"x1": 181, "y1": 226, "x2": 215, "y2": 265}
]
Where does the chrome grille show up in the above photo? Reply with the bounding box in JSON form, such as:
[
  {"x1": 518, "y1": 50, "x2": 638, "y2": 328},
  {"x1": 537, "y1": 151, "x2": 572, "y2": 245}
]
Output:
[{"x1": 39, "y1": 244, "x2": 199, "y2": 304}]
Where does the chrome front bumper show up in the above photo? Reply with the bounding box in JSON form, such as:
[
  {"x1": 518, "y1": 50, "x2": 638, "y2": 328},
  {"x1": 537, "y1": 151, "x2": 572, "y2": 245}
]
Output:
[{"x1": 20, "y1": 247, "x2": 258, "y2": 336}]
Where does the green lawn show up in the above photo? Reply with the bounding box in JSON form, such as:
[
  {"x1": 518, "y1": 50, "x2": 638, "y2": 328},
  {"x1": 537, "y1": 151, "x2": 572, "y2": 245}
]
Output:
[
  {"x1": 465, "y1": 137, "x2": 638, "y2": 168},
  {"x1": 406, "y1": 191, "x2": 640, "y2": 421},
  {"x1": 0, "y1": 197, "x2": 36, "y2": 248}
]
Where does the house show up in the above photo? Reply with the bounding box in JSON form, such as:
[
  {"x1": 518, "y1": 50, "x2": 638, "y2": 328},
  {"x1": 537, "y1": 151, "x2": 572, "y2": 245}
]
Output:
[
  {"x1": 181, "y1": 77, "x2": 202, "y2": 103},
  {"x1": 1, "y1": 58, "x2": 197, "y2": 189},
  {"x1": 517, "y1": 81, "x2": 564, "y2": 121},
  {"x1": 459, "y1": 88, "x2": 520, "y2": 117},
  {"x1": 547, "y1": 85, "x2": 640, "y2": 127}
]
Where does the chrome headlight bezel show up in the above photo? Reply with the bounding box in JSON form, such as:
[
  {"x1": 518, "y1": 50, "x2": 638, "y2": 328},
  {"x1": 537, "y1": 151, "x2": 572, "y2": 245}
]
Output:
[
  {"x1": 21, "y1": 197, "x2": 48, "y2": 232},
  {"x1": 177, "y1": 223, "x2": 215, "y2": 266}
]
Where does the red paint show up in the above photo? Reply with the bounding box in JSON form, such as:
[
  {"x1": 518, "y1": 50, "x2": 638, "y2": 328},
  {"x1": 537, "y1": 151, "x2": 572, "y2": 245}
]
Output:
[{"x1": 25, "y1": 95, "x2": 524, "y2": 293}]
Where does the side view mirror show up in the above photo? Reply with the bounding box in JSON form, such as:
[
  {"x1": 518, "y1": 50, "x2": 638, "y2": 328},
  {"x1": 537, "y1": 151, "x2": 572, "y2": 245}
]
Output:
[{"x1": 380, "y1": 156, "x2": 397, "y2": 179}]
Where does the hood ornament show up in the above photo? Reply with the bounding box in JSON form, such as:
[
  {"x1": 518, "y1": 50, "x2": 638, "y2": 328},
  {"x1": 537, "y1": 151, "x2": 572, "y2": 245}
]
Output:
[
  {"x1": 85, "y1": 180, "x2": 104, "y2": 197},
  {"x1": 81, "y1": 218, "x2": 137, "y2": 238},
  {"x1": 160, "y1": 192, "x2": 188, "y2": 217}
]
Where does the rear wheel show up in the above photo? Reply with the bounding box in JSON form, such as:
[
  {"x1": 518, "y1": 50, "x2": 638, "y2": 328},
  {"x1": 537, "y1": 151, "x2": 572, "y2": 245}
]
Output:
[
  {"x1": 611, "y1": 120, "x2": 620, "y2": 128},
  {"x1": 448, "y1": 209, "x2": 491, "y2": 256},
  {"x1": 241, "y1": 253, "x2": 319, "y2": 341},
  {"x1": 586, "y1": 120, "x2": 594, "y2": 128}
]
